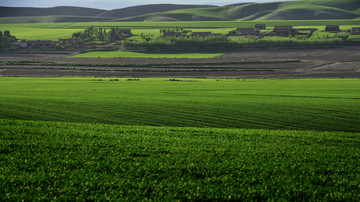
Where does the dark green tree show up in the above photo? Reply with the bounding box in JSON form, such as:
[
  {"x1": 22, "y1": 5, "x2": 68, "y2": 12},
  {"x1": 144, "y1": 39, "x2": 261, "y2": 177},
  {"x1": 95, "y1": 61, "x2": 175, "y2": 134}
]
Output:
[{"x1": 0, "y1": 30, "x2": 15, "y2": 51}]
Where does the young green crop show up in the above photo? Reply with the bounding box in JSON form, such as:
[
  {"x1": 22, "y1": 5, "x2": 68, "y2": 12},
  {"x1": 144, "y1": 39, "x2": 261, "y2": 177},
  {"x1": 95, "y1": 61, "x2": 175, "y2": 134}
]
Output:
[
  {"x1": 72, "y1": 51, "x2": 225, "y2": 58},
  {"x1": 0, "y1": 78, "x2": 359, "y2": 132},
  {"x1": 1, "y1": 119, "x2": 359, "y2": 200}
]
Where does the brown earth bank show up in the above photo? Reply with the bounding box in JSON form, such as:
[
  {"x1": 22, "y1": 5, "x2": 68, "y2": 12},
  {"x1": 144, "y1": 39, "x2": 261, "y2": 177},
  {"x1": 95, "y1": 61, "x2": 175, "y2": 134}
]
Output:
[{"x1": 0, "y1": 46, "x2": 359, "y2": 78}]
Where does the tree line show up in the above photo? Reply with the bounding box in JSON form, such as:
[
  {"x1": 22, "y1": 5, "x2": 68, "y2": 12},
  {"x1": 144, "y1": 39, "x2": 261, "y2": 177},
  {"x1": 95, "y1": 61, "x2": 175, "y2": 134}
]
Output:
[
  {"x1": 123, "y1": 32, "x2": 348, "y2": 51},
  {"x1": 72, "y1": 26, "x2": 129, "y2": 43},
  {"x1": 0, "y1": 30, "x2": 16, "y2": 51}
]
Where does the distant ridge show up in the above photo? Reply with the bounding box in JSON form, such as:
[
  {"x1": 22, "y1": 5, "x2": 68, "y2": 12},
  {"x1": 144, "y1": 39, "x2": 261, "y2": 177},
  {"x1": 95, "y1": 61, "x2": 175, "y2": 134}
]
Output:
[
  {"x1": 98, "y1": 4, "x2": 217, "y2": 18},
  {"x1": 0, "y1": 0, "x2": 359, "y2": 22},
  {"x1": 0, "y1": 6, "x2": 105, "y2": 17}
]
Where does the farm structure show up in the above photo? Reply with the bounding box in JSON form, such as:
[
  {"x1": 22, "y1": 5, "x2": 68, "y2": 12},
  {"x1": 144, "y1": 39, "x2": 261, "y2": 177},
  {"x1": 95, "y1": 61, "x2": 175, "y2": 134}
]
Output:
[
  {"x1": 80, "y1": 34, "x2": 96, "y2": 40},
  {"x1": 16, "y1": 40, "x2": 56, "y2": 49},
  {"x1": 351, "y1": 27, "x2": 360, "y2": 35},
  {"x1": 14, "y1": 40, "x2": 27, "y2": 48},
  {"x1": 58, "y1": 39, "x2": 73, "y2": 45},
  {"x1": 163, "y1": 32, "x2": 183, "y2": 37},
  {"x1": 273, "y1": 26, "x2": 298, "y2": 37},
  {"x1": 192, "y1": 32, "x2": 212, "y2": 37},
  {"x1": 325, "y1": 25, "x2": 340, "y2": 32},
  {"x1": 227, "y1": 25, "x2": 317, "y2": 37},
  {"x1": 117, "y1": 29, "x2": 132, "y2": 35},
  {"x1": 13, "y1": 30, "x2": 132, "y2": 50},
  {"x1": 235, "y1": 28, "x2": 260, "y2": 36},
  {"x1": 228, "y1": 24, "x2": 266, "y2": 36},
  {"x1": 113, "y1": 29, "x2": 133, "y2": 40},
  {"x1": 255, "y1": 24, "x2": 266, "y2": 30},
  {"x1": 296, "y1": 28, "x2": 318, "y2": 37}
]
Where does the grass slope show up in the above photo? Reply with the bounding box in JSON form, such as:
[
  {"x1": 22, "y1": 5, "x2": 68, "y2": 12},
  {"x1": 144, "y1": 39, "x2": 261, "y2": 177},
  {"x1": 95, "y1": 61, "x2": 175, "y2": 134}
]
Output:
[
  {"x1": 0, "y1": 6, "x2": 106, "y2": 18},
  {"x1": 98, "y1": 4, "x2": 216, "y2": 19},
  {"x1": 0, "y1": 16, "x2": 114, "y2": 24},
  {"x1": 0, "y1": 78, "x2": 359, "y2": 132},
  {"x1": 1, "y1": 119, "x2": 359, "y2": 200},
  {"x1": 258, "y1": 0, "x2": 360, "y2": 20},
  {"x1": 115, "y1": 0, "x2": 360, "y2": 21},
  {"x1": 72, "y1": 51, "x2": 225, "y2": 58},
  {"x1": 0, "y1": 1, "x2": 359, "y2": 22}
]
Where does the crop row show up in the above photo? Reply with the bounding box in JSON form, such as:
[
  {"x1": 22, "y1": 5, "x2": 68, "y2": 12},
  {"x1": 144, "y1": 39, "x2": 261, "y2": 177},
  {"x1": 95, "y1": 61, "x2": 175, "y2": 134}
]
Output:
[
  {"x1": 0, "y1": 78, "x2": 359, "y2": 132},
  {"x1": 1, "y1": 119, "x2": 359, "y2": 200}
]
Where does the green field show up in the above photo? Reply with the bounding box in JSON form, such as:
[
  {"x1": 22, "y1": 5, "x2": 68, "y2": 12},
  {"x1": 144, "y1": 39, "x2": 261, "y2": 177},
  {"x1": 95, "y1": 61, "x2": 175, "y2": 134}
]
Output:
[
  {"x1": 1, "y1": 77, "x2": 360, "y2": 200},
  {"x1": 73, "y1": 51, "x2": 225, "y2": 58},
  {"x1": 0, "y1": 78, "x2": 359, "y2": 132},
  {"x1": 1, "y1": 2, "x2": 360, "y2": 199},
  {"x1": 1, "y1": 119, "x2": 359, "y2": 200},
  {"x1": 1, "y1": 19, "x2": 359, "y2": 41}
]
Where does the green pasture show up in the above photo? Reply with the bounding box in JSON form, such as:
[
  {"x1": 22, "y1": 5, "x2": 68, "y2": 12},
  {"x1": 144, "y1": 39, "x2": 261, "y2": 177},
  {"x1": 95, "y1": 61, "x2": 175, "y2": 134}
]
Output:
[
  {"x1": 1, "y1": 19, "x2": 359, "y2": 40},
  {"x1": 1, "y1": 119, "x2": 359, "y2": 200},
  {"x1": 0, "y1": 25, "x2": 82, "y2": 41},
  {"x1": 1, "y1": 19, "x2": 357, "y2": 29},
  {"x1": 72, "y1": 51, "x2": 225, "y2": 58},
  {"x1": 0, "y1": 78, "x2": 359, "y2": 132}
]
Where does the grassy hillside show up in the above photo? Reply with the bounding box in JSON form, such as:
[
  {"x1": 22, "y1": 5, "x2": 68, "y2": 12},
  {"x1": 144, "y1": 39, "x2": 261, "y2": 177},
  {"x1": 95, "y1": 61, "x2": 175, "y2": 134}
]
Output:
[
  {"x1": 1, "y1": 119, "x2": 359, "y2": 200},
  {"x1": 0, "y1": 16, "x2": 114, "y2": 24},
  {"x1": 98, "y1": 4, "x2": 216, "y2": 18},
  {"x1": 158, "y1": 2, "x2": 284, "y2": 21},
  {"x1": 0, "y1": 78, "x2": 359, "y2": 132},
  {"x1": 0, "y1": 0, "x2": 359, "y2": 22},
  {"x1": 0, "y1": 4, "x2": 217, "y2": 23},
  {"x1": 0, "y1": 6, "x2": 105, "y2": 18},
  {"x1": 117, "y1": 13, "x2": 229, "y2": 22},
  {"x1": 120, "y1": 0, "x2": 360, "y2": 21},
  {"x1": 259, "y1": 0, "x2": 360, "y2": 20}
]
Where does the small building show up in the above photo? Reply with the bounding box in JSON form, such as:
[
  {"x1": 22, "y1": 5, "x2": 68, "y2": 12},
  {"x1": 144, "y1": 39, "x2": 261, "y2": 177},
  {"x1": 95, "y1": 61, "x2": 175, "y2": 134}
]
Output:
[
  {"x1": 296, "y1": 28, "x2": 317, "y2": 36},
  {"x1": 118, "y1": 29, "x2": 132, "y2": 36},
  {"x1": 26, "y1": 40, "x2": 55, "y2": 49},
  {"x1": 192, "y1": 32, "x2": 212, "y2": 37},
  {"x1": 227, "y1": 31, "x2": 237, "y2": 36},
  {"x1": 11, "y1": 36, "x2": 18, "y2": 42},
  {"x1": 58, "y1": 39, "x2": 73, "y2": 45},
  {"x1": 81, "y1": 34, "x2": 95, "y2": 40},
  {"x1": 325, "y1": 25, "x2": 340, "y2": 32},
  {"x1": 163, "y1": 32, "x2": 182, "y2": 37},
  {"x1": 274, "y1": 26, "x2": 297, "y2": 37},
  {"x1": 255, "y1": 24, "x2": 266, "y2": 30},
  {"x1": 236, "y1": 28, "x2": 259, "y2": 35},
  {"x1": 113, "y1": 29, "x2": 132, "y2": 41},
  {"x1": 351, "y1": 27, "x2": 360, "y2": 35},
  {"x1": 14, "y1": 41, "x2": 27, "y2": 48}
]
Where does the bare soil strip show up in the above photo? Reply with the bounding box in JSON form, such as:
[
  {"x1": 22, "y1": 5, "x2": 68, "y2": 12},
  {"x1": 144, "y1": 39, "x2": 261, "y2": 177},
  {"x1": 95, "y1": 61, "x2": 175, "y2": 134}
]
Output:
[{"x1": 1, "y1": 46, "x2": 359, "y2": 78}]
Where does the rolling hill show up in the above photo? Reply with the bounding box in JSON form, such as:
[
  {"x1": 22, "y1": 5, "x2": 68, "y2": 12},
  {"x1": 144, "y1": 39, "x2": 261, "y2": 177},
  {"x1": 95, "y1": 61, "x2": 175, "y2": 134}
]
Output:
[
  {"x1": 137, "y1": 0, "x2": 360, "y2": 21},
  {"x1": 0, "y1": 0, "x2": 359, "y2": 22},
  {"x1": 97, "y1": 4, "x2": 216, "y2": 18},
  {"x1": 0, "y1": 6, "x2": 106, "y2": 17}
]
